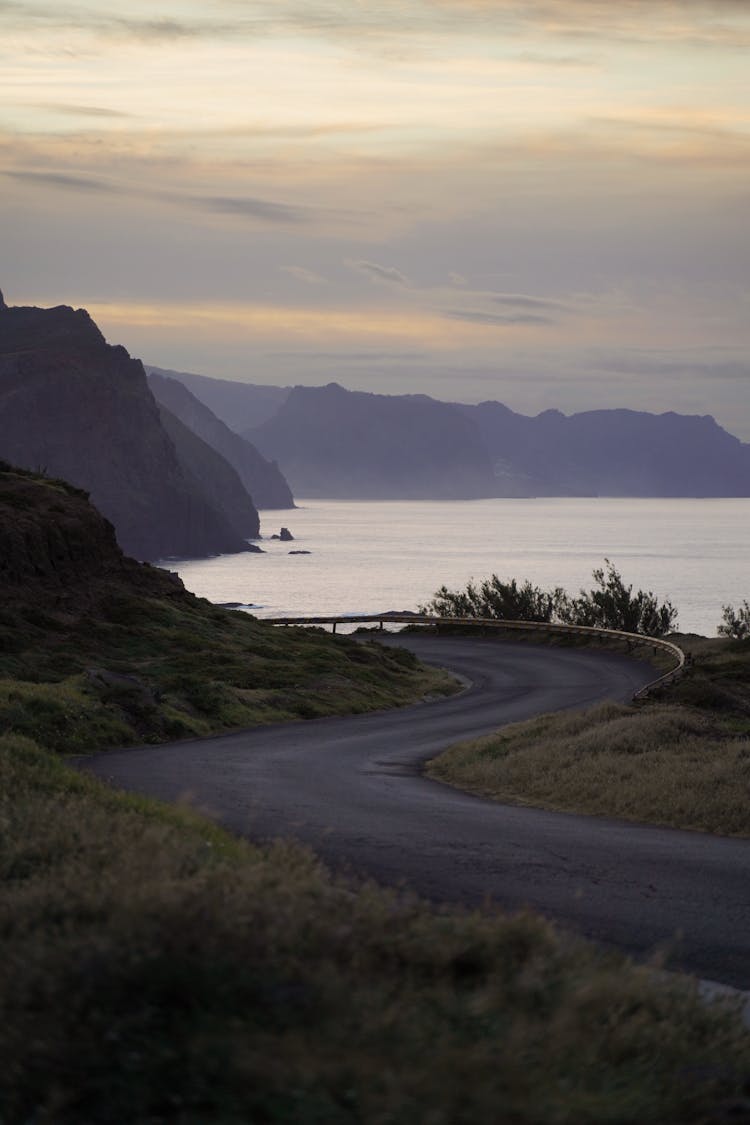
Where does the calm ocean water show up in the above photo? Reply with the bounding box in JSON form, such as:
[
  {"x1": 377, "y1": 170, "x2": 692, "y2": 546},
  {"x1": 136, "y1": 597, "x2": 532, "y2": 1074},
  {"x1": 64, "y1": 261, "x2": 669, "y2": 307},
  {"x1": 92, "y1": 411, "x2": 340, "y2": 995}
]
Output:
[{"x1": 166, "y1": 498, "x2": 750, "y2": 638}]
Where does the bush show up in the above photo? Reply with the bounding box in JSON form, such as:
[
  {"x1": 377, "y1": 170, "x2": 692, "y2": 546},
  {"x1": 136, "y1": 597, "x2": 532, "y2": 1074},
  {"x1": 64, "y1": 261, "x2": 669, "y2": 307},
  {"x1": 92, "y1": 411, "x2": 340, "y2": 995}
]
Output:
[
  {"x1": 421, "y1": 561, "x2": 678, "y2": 638},
  {"x1": 420, "y1": 576, "x2": 569, "y2": 623},
  {"x1": 564, "y1": 559, "x2": 678, "y2": 638},
  {"x1": 718, "y1": 601, "x2": 750, "y2": 640}
]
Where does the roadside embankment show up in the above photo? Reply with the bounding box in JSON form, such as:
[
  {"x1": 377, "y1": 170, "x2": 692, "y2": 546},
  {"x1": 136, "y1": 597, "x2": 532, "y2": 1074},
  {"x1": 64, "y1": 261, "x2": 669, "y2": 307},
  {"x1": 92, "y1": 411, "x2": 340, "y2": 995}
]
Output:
[{"x1": 428, "y1": 633, "x2": 750, "y2": 836}]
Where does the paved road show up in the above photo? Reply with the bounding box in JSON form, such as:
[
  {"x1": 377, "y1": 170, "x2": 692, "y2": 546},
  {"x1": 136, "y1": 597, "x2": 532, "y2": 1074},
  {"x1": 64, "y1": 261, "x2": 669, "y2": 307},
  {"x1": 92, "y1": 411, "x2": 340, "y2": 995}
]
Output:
[{"x1": 79, "y1": 636, "x2": 750, "y2": 988}]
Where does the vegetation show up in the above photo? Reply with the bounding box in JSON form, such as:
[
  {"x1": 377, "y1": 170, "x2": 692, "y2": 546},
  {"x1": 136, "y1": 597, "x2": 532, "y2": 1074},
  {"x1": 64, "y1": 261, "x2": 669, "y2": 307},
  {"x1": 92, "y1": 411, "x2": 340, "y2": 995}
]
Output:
[
  {"x1": 422, "y1": 575, "x2": 567, "y2": 622},
  {"x1": 3, "y1": 468, "x2": 749, "y2": 1119},
  {"x1": 3, "y1": 731, "x2": 750, "y2": 1124},
  {"x1": 421, "y1": 559, "x2": 678, "y2": 637},
  {"x1": 566, "y1": 559, "x2": 678, "y2": 637},
  {"x1": 429, "y1": 634, "x2": 750, "y2": 836},
  {"x1": 0, "y1": 590, "x2": 457, "y2": 753},
  {"x1": 719, "y1": 600, "x2": 750, "y2": 640}
]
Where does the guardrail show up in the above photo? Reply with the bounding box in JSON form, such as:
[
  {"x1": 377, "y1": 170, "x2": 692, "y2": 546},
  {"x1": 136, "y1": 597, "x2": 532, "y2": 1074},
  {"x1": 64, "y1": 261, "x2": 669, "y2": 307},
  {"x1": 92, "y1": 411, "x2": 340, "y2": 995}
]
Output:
[{"x1": 264, "y1": 612, "x2": 686, "y2": 701}]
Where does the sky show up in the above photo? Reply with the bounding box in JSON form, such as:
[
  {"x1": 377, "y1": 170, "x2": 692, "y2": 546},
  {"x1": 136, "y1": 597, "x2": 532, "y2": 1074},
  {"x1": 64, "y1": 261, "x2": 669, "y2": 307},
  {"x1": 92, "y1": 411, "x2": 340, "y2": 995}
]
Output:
[{"x1": 2, "y1": 1, "x2": 750, "y2": 435}]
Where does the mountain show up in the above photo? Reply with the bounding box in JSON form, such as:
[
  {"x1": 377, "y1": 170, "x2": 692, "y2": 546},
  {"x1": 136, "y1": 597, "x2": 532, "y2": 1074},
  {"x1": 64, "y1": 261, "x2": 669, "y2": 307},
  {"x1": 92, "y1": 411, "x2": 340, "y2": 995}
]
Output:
[
  {"x1": 156, "y1": 406, "x2": 260, "y2": 539},
  {"x1": 462, "y1": 402, "x2": 750, "y2": 497},
  {"x1": 149, "y1": 365, "x2": 750, "y2": 503},
  {"x1": 0, "y1": 294, "x2": 256, "y2": 560},
  {"x1": 148, "y1": 371, "x2": 294, "y2": 509},
  {"x1": 146, "y1": 366, "x2": 290, "y2": 432},
  {"x1": 246, "y1": 382, "x2": 497, "y2": 500}
]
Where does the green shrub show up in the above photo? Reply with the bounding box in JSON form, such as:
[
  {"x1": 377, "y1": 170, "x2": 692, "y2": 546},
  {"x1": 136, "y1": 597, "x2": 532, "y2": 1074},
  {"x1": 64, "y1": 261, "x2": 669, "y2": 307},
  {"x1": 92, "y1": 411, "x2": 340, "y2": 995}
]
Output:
[
  {"x1": 422, "y1": 560, "x2": 677, "y2": 638},
  {"x1": 718, "y1": 600, "x2": 750, "y2": 640}
]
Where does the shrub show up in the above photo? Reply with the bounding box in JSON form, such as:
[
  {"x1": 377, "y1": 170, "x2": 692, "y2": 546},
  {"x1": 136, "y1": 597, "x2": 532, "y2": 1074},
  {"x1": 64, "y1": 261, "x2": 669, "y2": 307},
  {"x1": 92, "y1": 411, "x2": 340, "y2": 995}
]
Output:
[
  {"x1": 421, "y1": 576, "x2": 568, "y2": 623},
  {"x1": 422, "y1": 561, "x2": 677, "y2": 637},
  {"x1": 718, "y1": 601, "x2": 750, "y2": 640},
  {"x1": 564, "y1": 559, "x2": 678, "y2": 637}
]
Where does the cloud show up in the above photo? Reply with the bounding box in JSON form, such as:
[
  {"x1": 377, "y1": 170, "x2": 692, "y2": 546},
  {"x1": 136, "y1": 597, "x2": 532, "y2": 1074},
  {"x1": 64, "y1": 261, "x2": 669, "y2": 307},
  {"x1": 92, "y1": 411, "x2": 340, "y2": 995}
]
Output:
[
  {"x1": 3, "y1": 170, "x2": 319, "y2": 226},
  {"x1": 281, "y1": 266, "x2": 327, "y2": 284},
  {"x1": 351, "y1": 260, "x2": 411, "y2": 286},
  {"x1": 197, "y1": 195, "x2": 312, "y2": 224},
  {"x1": 444, "y1": 309, "x2": 556, "y2": 327},
  {"x1": 4, "y1": 169, "x2": 119, "y2": 193},
  {"x1": 585, "y1": 349, "x2": 750, "y2": 381},
  {"x1": 29, "y1": 103, "x2": 133, "y2": 118},
  {"x1": 512, "y1": 49, "x2": 599, "y2": 67},
  {"x1": 493, "y1": 293, "x2": 568, "y2": 311},
  {"x1": 5, "y1": 1, "x2": 750, "y2": 53},
  {"x1": 267, "y1": 350, "x2": 431, "y2": 361}
]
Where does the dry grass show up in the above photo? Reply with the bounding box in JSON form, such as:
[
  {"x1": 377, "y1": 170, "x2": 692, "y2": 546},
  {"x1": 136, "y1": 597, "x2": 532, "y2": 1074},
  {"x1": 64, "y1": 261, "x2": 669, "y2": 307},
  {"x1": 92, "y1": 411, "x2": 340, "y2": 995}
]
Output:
[
  {"x1": 428, "y1": 635, "x2": 750, "y2": 836},
  {"x1": 3, "y1": 731, "x2": 749, "y2": 1124}
]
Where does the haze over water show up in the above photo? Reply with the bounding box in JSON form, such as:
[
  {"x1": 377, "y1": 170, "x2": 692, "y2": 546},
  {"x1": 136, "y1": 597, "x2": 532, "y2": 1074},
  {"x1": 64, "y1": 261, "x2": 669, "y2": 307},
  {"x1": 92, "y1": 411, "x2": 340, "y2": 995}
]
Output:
[{"x1": 168, "y1": 497, "x2": 750, "y2": 638}]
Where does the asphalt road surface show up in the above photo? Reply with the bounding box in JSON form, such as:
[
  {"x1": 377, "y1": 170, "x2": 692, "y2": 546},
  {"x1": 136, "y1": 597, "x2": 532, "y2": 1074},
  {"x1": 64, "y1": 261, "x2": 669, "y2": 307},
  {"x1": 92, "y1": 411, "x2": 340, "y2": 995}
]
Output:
[{"x1": 79, "y1": 635, "x2": 750, "y2": 988}]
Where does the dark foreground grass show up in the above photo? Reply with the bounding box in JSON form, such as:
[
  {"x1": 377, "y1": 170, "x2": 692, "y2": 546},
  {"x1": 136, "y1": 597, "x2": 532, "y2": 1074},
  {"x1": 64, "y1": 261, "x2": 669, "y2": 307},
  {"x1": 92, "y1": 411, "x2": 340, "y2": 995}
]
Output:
[
  {"x1": 2, "y1": 732, "x2": 749, "y2": 1125},
  {"x1": 429, "y1": 634, "x2": 750, "y2": 836}
]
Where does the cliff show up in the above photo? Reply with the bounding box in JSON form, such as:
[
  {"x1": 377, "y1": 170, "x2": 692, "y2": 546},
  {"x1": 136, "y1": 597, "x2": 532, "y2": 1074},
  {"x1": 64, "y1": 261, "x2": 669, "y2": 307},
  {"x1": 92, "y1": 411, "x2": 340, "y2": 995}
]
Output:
[
  {"x1": 156, "y1": 406, "x2": 261, "y2": 539},
  {"x1": 246, "y1": 383, "x2": 497, "y2": 500},
  {"x1": 0, "y1": 463, "x2": 186, "y2": 603},
  {"x1": 149, "y1": 371, "x2": 294, "y2": 509},
  {"x1": 146, "y1": 365, "x2": 290, "y2": 432},
  {"x1": 0, "y1": 296, "x2": 255, "y2": 560},
  {"x1": 462, "y1": 402, "x2": 750, "y2": 497}
]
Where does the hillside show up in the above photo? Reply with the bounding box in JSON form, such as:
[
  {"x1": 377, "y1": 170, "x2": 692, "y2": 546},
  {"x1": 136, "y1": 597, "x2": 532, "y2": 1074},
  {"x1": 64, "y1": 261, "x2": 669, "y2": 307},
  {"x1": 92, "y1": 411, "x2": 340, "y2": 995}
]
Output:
[
  {"x1": 247, "y1": 382, "x2": 498, "y2": 499},
  {"x1": 0, "y1": 295, "x2": 255, "y2": 560},
  {"x1": 149, "y1": 371, "x2": 294, "y2": 508},
  {"x1": 0, "y1": 463, "x2": 451, "y2": 748},
  {"x1": 3, "y1": 463, "x2": 749, "y2": 1124}
]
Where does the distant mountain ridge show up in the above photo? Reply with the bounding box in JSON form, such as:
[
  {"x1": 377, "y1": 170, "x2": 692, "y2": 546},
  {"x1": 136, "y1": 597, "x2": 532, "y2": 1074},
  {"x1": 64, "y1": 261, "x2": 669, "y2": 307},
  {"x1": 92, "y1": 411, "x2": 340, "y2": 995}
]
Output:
[
  {"x1": 167, "y1": 368, "x2": 750, "y2": 500},
  {"x1": 247, "y1": 382, "x2": 498, "y2": 500},
  {"x1": 146, "y1": 366, "x2": 290, "y2": 432},
  {"x1": 460, "y1": 402, "x2": 750, "y2": 497},
  {"x1": 0, "y1": 294, "x2": 260, "y2": 560},
  {"x1": 148, "y1": 371, "x2": 294, "y2": 509}
]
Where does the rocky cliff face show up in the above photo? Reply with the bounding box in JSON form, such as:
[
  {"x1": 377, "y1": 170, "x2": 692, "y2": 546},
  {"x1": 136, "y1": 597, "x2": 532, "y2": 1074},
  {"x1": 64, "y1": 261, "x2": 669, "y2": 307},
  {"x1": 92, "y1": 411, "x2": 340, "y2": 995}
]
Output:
[
  {"x1": 0, "y1": 463, "x2": 185, "y2": 603},
  {"x1": 149, "y1": 372, "x2": 294, "y2": 509},
  {"x1": 157, "y1": 406, "x2": 261, "y2": 540},
  {"x1": 0, "y1": 297, "x2": 255, "y2": 560},
  {"x1": 246, "y1": 383, "x2": 497, "y2": 500}
]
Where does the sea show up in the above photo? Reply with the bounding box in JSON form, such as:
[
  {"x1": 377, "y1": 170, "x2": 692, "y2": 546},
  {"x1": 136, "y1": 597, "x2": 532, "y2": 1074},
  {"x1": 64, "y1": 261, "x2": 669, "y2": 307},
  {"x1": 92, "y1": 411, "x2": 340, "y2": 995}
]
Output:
[{"x1": 164, "y1": 498, "x2": 750, "y2": 638}]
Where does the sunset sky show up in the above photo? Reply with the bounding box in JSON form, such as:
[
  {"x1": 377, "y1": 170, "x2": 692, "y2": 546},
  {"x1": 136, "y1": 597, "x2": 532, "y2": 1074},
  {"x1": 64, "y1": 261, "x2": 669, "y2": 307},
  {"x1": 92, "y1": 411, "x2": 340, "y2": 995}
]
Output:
[{"x1": 2, "y1": 1, "x2": 749, "y2": 434}]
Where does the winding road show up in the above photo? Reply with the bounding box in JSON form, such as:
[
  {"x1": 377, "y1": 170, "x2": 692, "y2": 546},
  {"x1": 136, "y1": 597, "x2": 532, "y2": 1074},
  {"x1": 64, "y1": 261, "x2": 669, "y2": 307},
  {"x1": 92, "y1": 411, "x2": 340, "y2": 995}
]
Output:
[{"x1": 80, "y1": 635, "x2": 750, "y2": 989}]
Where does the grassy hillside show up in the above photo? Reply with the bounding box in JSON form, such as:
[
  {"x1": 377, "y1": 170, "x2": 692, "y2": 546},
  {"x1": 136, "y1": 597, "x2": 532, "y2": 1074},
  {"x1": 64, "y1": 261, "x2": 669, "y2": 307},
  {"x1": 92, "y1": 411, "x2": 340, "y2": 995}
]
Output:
[
  {"x1": 0, "y1": 466, "x2": 456, "y2": 751},
  {"x1": 429, "y1": 634, "x2": 750, "y2": 836},
  {"x1": 2, "y1": 466, "x2": 749, "y2": 1121}
]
